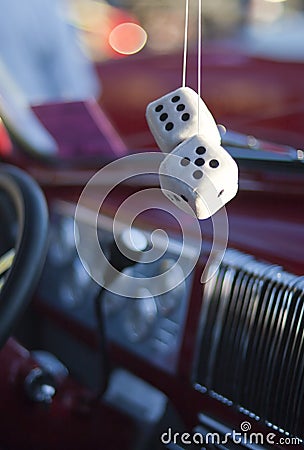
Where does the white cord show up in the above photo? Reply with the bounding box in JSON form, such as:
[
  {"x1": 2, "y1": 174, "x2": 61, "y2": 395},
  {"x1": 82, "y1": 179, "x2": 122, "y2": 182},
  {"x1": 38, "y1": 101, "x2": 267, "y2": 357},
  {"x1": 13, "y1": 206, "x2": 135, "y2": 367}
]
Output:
[
  {"x1": 198, "y1": 0, "x2": 202, "y2": 135},
  {"x1": 182, "y1": 0, "x2": 189, "y2": 87}
]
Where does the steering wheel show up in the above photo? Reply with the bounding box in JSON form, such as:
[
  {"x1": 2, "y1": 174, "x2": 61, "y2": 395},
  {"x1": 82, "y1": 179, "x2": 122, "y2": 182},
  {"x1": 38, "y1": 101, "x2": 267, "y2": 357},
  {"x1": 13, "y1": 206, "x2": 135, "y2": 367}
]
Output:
[{"x1": 0, "y1": 164, "x2": 48, "y2": 349}]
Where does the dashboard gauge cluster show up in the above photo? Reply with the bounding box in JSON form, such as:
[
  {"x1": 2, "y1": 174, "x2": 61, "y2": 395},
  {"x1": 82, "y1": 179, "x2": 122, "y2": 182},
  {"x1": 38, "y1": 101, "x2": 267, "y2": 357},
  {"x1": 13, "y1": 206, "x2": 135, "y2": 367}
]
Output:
[
  {"x1": 38, "y1": 202, "x2": 194, "y2": 373},
  {"x1": 103, "y1": 256, "x2": 190, "y2": 372}
]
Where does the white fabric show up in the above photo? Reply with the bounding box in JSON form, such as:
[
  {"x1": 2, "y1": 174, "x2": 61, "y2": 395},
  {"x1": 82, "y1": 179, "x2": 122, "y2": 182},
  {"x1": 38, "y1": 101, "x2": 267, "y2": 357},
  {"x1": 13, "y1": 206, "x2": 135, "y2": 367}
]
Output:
[
  {"x1": 159, "y1": 134, "x2": 238, "y2": 219},
  {"x1": 146, "y1": 87, "x2": 221, "y2": 154}
]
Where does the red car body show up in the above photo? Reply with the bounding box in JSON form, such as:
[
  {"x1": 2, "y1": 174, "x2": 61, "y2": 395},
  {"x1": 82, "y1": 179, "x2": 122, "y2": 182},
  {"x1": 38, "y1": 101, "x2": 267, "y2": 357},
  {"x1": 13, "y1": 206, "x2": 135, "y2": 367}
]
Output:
[
  {"x1": 99, "y1": 43, "x2": 304, "y2": 151},
  {"x1": 0, "y1": 39, "x2": 303, "y2": 450}
]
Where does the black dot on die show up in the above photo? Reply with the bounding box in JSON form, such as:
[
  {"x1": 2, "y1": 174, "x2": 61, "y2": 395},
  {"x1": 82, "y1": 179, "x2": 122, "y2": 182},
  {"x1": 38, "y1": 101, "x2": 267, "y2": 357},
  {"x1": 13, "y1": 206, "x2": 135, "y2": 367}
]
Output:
[
  {"x1": 180, "y1": 194, "x2": 188, "y2": 203},
  {"x1": 193, "y1": 170, "x2": 203, "y2": 179},
  {"x1": 182, "y1": 113, "x2": 190, "y2": 121},
  {"x1": 181, "y1": 157, "x2": 190, "y2": 166},
  {"x1": 195, "y1": 158, "x2": 205, "y2": 166},
  {"x1": 165, "y1": 122, "x2": 174, "y2": 131},
  {"x1": 160, "y1": 113, "x2": 168, "y2": 121},
  {"x1": 171, "y1": 96, "x2": 180, "y2": 103},
  {"x1": 155, "y1": 105, "x2": 163, "y2": 112},
  {"x1": 196, "y1": 146, "x2": 206, "y2": 155},
  {"x1": 209, "y1": 159, "x2": 220, "y2": 168},
  {"x1": 176, "y1": 104, "x2": 185, "y2": 111}
]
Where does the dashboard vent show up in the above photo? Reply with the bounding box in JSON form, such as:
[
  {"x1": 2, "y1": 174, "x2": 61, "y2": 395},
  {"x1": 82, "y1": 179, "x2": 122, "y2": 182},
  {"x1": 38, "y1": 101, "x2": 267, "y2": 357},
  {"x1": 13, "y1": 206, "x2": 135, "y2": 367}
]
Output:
[{"x1": 195, "y1": 249, "x2": 304, "y2": 440}]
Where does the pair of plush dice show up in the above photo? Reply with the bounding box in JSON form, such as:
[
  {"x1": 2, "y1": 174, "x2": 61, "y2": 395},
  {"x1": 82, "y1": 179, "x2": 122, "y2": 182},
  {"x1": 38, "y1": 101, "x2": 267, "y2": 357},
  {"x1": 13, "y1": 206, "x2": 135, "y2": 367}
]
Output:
[{"x1": 146, "y1": 87, "x2": 238, "y2": 219}]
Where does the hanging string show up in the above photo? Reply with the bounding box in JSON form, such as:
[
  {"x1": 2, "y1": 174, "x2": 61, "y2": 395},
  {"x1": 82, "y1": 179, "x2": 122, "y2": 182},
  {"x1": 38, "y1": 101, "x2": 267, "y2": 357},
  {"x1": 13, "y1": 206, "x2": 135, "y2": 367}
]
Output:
[
  {"x1": 182, "y1": 0, "x2": 189, "y2": 87},
  {"x1": 182, "y1": 0, "x2": 203, "y2": 134},
  {"x1": 198, "y1": 0, "x2": 202, "y2": 135}
]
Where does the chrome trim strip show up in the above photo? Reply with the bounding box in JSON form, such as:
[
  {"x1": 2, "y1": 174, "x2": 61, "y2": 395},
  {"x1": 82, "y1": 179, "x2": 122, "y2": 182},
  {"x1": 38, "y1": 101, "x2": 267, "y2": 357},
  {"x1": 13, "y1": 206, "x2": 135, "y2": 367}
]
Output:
[{"x1": 194, "y1": 248, "x2": 304, "y2": 439}]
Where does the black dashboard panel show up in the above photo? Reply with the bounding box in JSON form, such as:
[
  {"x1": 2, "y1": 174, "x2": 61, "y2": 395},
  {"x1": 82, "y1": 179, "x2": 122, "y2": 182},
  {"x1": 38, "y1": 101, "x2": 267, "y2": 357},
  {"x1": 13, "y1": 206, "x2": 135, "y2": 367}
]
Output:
[
  {"x1": 38, "y1": 201, "x2": 195, "y2": 374},
  {"x1": 35, "y1": 199, "x2": 304, "y2": 447}
]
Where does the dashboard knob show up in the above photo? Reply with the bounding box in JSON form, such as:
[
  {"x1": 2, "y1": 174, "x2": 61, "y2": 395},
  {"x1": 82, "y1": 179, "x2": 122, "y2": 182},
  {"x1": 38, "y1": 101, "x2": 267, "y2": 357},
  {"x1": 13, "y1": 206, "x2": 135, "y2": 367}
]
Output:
[{"x1": 24, "y1": 368, "x2": 56, "y2": 405}]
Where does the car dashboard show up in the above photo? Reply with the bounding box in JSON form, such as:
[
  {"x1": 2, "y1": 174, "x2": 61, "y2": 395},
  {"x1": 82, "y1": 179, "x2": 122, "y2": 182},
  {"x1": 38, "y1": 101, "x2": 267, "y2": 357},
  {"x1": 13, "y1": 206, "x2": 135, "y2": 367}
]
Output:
[
  {"x1": 2, "y1": 140, "x2": 299, "y2": 450},
  {"x1": 1, "y1": 2, "x2": 304, "y2": 448}
]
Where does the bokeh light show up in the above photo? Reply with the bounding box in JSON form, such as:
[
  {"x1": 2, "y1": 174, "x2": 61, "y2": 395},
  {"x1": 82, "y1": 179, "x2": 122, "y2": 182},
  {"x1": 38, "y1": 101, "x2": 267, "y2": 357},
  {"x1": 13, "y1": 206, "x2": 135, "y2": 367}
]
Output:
[{"x1": 109, "y1": 23, "x2": 147, "y2": 55}]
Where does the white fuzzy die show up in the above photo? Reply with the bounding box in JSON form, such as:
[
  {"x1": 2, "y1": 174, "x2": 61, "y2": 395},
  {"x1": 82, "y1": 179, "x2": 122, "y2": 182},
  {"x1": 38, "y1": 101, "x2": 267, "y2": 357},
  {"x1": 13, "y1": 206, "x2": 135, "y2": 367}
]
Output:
[
  {"x1": 159, "y1": 135, "x2": 238, "y2": 219},
  {"x1": 146, "y1": 87, "x2": 221, "y2": 153}
]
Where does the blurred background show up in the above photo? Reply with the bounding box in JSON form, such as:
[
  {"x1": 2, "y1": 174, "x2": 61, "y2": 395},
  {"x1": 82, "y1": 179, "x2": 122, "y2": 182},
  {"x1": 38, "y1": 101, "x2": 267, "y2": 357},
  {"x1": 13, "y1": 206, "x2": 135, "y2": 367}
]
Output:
[
  {"x1": 1, "y1": 0, "x2": 304, "y2": 156},
  {"x1": 67, "y1": 0, "x2": 304, "y2": 61},
  {"x1": 1, "y1": 0, "x2": 304, "y2": 103}
]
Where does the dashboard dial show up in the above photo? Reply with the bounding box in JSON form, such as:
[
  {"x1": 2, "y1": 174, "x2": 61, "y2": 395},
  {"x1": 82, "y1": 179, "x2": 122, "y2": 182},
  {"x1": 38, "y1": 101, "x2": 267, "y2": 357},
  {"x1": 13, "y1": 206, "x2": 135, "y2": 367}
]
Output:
[
  {"x1": 59, "y1": 257, "x2": 91, "y2": 308},
  {"x1": 157, "y1": 258, "x2": 186, "y2": 315},
  {"x1": 103, "y1": 293, "x2": 126, "y2": 316},
  {"x1": 49, "y1": 215, "x2": 78, "y2": 265},
  {"x1": 124, "y1": 288, "x2": 157, "y2": 343},
  {"x1": 104, "y1": 266, "x2": 134, "y2": 315}
]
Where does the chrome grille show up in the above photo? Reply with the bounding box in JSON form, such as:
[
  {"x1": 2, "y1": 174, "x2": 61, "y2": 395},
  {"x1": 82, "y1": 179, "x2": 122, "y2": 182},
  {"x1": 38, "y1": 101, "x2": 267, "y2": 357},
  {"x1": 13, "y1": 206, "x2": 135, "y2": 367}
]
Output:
[{"x1": 195, "y1": 249, "x2": 304, "y2": 439}]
